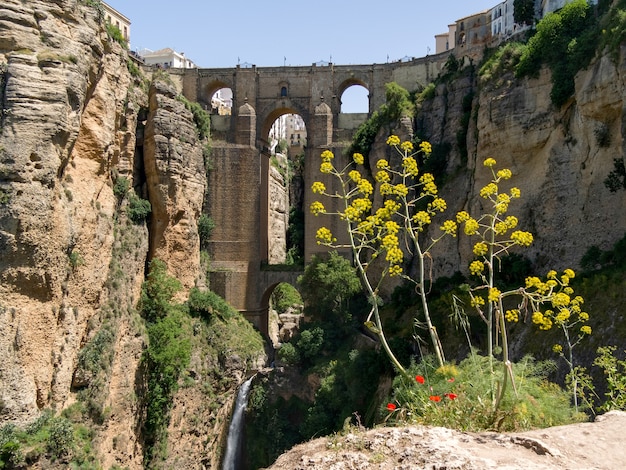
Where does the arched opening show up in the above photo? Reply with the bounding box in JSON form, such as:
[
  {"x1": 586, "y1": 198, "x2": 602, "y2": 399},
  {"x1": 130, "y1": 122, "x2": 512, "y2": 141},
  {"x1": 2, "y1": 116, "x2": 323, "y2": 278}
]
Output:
[
  {"x1": 209, "y1": 87, "x2": 233, "y2": 115},
  {"x1": 268, "y1": 282, "x2": 304, "y2": 349},
  {"x1": 340, "y1": 84, "x2": 369, "y2": 114},
  {"x1": 263, "y1": 111, "x2": 307, "y2": 267}
]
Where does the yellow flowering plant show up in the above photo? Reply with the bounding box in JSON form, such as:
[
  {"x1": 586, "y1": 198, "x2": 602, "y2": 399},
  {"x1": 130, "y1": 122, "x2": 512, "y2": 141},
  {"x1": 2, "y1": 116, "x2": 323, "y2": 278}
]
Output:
[
  {"x1": 310, "y1": 135, "x2": 454, "y2": 375},
  {"x1": 457, "y1": 158, "x2": 590, "y2": 409}
]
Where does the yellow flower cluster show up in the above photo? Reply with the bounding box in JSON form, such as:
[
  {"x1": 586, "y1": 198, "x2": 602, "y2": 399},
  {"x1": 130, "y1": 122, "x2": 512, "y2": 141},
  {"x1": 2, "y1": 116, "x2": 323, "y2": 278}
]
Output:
[
  {"x1": 480, "y1": 182, "x2": 498, "y2": 199},
  {"x1": 413, "y1": 211, "x2": 431, "y2": 226},
  {"x1": 429, "y1": 197, "x2": 447, "y2": 212},
  {"x1": 473, "y1": 242, "x2": 488, "y2": 256},
  {"x1": 402, "y1": 156, "x2": 419, "y2": 176},
  {"x1": 400, "y1": 141, "x2": 413, "y2": 152},
  {"x1": 310, "y1": 201, "x2": 326, "y2": 215},
  {"x1": 311, "y1": 181, "x2": 326, "y2": 194},
  {"x1": 463, "y1": 218, "x2": 480, "y2": 236},
  {"x1": 358, "y1": 178, "x2": 374, "y2": 196},
  {"x1": 532, "y1": 311, "x2": 553, "y2": 330},
  {"x1": 505, "y1": 309, "x2": 519, "y2": 323},
  {"x1": 440, "y1": 220, "x2": 457, "y2": 236},
  {"x1": 497, "y1": 168, "x2": 512, "y2": 179},
  {"x1": 386, "y1": 135, "x2": 401, "y2": 146},
  {"x1": 349, "y1": 170, "x2": 361, "y2": 182},
  {"x1": 419, "y1": 173, "x2": 438, "y2": 195},
  {"x1": 419, "y1": 141, "x2": 432, "y2": 155},
  {"x1": 343, "y1": 198, "x2": 372, "y2": 222},
  {"x1": 376, "y1": 159, "x2": 389, "y2": 169},
  {"x1": 488, "y1": 287, "x2": 501, "y2": 303},
  {"x1": 511, "y1": 230, "x2": 533, "y2": 246},
  {"x1": 320, "y1": 161, "x2": 333, "y2": 174},
  {"x1": 376, "y1": 170, "x2": 390, "y2": 183},
  {"x1": 316, "y1": 227, "x2": 335, "y2": 244},
  {"x1": 353, "y1": 153, "x2": 364, "y2": 165},
  {"x1": 484, "y1": 158, "x2": 497, "y2": 167},
  {"x1": 469, "y1": 260, "x2": 484, "y2": 276}
]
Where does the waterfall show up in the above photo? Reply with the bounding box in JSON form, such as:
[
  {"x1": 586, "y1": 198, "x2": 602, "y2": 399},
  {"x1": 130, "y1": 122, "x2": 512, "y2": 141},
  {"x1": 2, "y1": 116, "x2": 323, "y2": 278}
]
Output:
[{"x1": 222, "y1": 376, "x2": 254, "y2": 470}]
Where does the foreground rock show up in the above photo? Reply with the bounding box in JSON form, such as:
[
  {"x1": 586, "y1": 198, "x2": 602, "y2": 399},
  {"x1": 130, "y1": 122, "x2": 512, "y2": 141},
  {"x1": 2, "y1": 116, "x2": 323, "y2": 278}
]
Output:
[{"x1": 267, "y1": 411, "x2": 626, "y2": 469}]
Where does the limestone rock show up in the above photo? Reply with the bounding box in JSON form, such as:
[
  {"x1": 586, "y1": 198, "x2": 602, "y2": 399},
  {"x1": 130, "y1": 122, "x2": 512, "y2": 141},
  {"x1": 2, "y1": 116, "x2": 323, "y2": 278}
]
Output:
[{"x1": 267, "y1": 411, "x2": 626, "y2": 470}]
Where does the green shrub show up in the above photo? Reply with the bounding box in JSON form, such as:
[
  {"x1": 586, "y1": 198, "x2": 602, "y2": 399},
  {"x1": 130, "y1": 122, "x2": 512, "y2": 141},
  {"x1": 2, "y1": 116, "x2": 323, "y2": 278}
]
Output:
[
  {"x1": 187, "y1": 287, "x2": 234, "y2": 321},
  {"x1": 47, "y1": 418, "x2": 74, "y2": 458},
  {"x1": 105, "y1": 23, "x2": 127, "y2": 49},
  {"x1": 113, "y1": 176, "x2": 130, "y2": 199},
  {"x1": 594, "y1": 346, "x2": 626, "y2": 411},
  {"x1": 0, "y1": 425, "x2": 22, "y2": 468},
  {"x1": 388, "y1": 354, "x2": 583, "y2": 432},
  {"x1": 140, "y1": 259, "x2": 182, "y2": 322},
  {"x1": 298, "y1": 251, "x2": 361, "y2": 325},
  {"x1": 604, "y1": 158, "x2": 626, "y2": 192},
  {"x1": 277, "y1": 342, "x2": 300, "y2": 365},
  {"x1": 515, "y1": 0, "x2": 599, "y2": 106},
  {"x1": 177, "y1": 95, "x2": 210, "y2": 140},
  {"x1": 140, "y1": 259, "x2": 191, "y2": 464},
  {"x1": 127, "y1": 194, "x2": 151, "y2": 224},
  {"x1": 270, "y1": 283, "x2": 302, "y2": 314},
  {"x1": 197, "y1": 213, "x2": 215, "y2": 248}
]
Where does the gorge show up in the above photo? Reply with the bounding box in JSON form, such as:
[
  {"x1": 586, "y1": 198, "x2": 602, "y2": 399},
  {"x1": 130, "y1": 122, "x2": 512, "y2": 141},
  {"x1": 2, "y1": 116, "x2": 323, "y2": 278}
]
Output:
[{"x1": 1, "y1": 0, "x2": 626, "y2": 469}]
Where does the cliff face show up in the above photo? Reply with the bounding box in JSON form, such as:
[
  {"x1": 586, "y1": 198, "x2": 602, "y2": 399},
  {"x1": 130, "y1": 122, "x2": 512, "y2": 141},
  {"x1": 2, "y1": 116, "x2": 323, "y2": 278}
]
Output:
[
  {"x1": 0, "y1": 0, "x2": 135, "y2": 421},
  {"x1": 416, "y1": 48, "x2": 626, "y2": 276},
  {"x1": 0, "y1": 1, "x2": 213, "y2": 468}
]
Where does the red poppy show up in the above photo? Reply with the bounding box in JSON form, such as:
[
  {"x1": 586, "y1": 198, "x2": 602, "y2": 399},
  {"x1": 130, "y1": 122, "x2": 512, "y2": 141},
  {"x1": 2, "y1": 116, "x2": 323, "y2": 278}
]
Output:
[
  {"x1": 447, "y1": 377, "x2": 455, "y2": 383},
  {"x1": 386, "y1": 403, "x2": 397, "y2": 411},
  {"x1": 445, "y1": 393, "x2": 458, "y2": 400},
  {"x1": 415, "y1": 375, "x2": 425, "y2": 384},
  {"x1": 429, "y1": 395, "x2": 441, "y2": 402}
]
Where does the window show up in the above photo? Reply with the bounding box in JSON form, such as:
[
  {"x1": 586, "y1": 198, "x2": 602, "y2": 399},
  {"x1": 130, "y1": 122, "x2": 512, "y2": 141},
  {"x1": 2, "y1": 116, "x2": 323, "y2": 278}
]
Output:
[{"x1": 280, "y1": 86, "x2": 287, "y2": 97}]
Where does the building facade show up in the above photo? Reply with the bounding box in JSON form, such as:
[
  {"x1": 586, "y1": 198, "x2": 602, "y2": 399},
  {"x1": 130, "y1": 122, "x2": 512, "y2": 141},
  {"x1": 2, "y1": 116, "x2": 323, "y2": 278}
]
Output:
[{"x1": 102, "y1": 2, "x2": 130, "y2": 45}]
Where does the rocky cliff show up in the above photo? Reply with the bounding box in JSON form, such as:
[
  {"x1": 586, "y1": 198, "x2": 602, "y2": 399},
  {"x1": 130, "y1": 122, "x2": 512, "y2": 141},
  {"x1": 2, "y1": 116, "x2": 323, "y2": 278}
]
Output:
[
  {"x1": 417, "y1": 48, "x2": 626, "y2": 277},
  {"x1": 0, "y1": 1, "x2": 254, "y2": 468}
]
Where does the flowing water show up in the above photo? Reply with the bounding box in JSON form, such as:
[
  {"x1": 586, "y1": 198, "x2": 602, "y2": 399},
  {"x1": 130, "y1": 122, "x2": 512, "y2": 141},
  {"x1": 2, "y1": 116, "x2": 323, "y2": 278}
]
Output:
[{"x1": 222, "y1": 376, "x2": 254, "y2": 470}]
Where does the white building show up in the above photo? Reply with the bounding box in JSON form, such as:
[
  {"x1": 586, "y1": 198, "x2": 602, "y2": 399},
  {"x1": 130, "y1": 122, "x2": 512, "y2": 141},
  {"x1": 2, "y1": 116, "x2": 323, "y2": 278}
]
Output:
[
  {"x1": 490, "y1": 0, "x2": 517, "y2": 37},
  {"x1": 138, "y1": 48, "x2": 197, "y2": 69}
]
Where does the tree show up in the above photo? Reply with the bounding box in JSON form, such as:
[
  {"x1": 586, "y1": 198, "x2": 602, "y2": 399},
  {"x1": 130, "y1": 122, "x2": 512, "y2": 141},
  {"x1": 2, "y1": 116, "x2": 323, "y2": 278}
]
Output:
[
  {"x1": 514, "y1": 0, "x2": 535, "y2": 25},
  {"x1": 298, "y1": 251, "x2": 360, "y2": 323}
]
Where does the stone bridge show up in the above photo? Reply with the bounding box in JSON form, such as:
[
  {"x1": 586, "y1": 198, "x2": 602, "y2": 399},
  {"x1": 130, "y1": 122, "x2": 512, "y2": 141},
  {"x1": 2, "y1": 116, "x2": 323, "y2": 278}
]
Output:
[{"x1": 170, "y1": 53, "x2": 450, "y2": 336}]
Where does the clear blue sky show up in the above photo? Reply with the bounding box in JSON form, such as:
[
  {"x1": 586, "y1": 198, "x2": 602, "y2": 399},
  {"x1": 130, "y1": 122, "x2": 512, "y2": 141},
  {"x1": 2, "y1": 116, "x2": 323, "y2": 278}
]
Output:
[{"x1": 106, "y1": 1, "x2": 499, "y2": 68}]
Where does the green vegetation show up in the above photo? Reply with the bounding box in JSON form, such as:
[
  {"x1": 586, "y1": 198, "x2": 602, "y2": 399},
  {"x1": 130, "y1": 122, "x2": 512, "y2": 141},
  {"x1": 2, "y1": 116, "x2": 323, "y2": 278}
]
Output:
[
  {"x1": 515, "y1": 0, "x2": 600, "y2": 106},
  {"x1": 598, "y1": 0, "x2": 626, "y2": 62},
  {"x1": 348, "y1": 82, "x2": 414, "y2": 157},
  {"x1": 140, "y1": 259, "x2": 190, "y2": 464},
  {"x1": 604, "y1": 158, "x2": 626, "y2": 192},
  {"x1": 127, "y1": 194, "x2": 151, "y2": 224},
  {"x1": 197, "y1": 213, "x2": 216, "y2": 249},
  {"x1": 105, "y1": 23, "x2": 128, "y2": 49},
  {"x1": 389, "y1": 355, "x2": 583, "y2": 431},
  {"x1": 297, "y1": 252, "x2": 361, "y2": 326},
  {"x1": 479, "y1": 42, "x2": 526, "y2": 85},
  {"x1": 513, "y1": 0, "x2": 536, "y2": 25},
  {"x1": 0, "y1": 408, "x2": 100, "y2": 468},
  {"x1": 127, "y1": 58, "x2": 142, "y2": 78},
  {"x1": 177, "y1": 95, "x2": 211, "y2": 140},
  {"x1": 270, "y1": 283, "x2": 302, "y2": 314}
]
